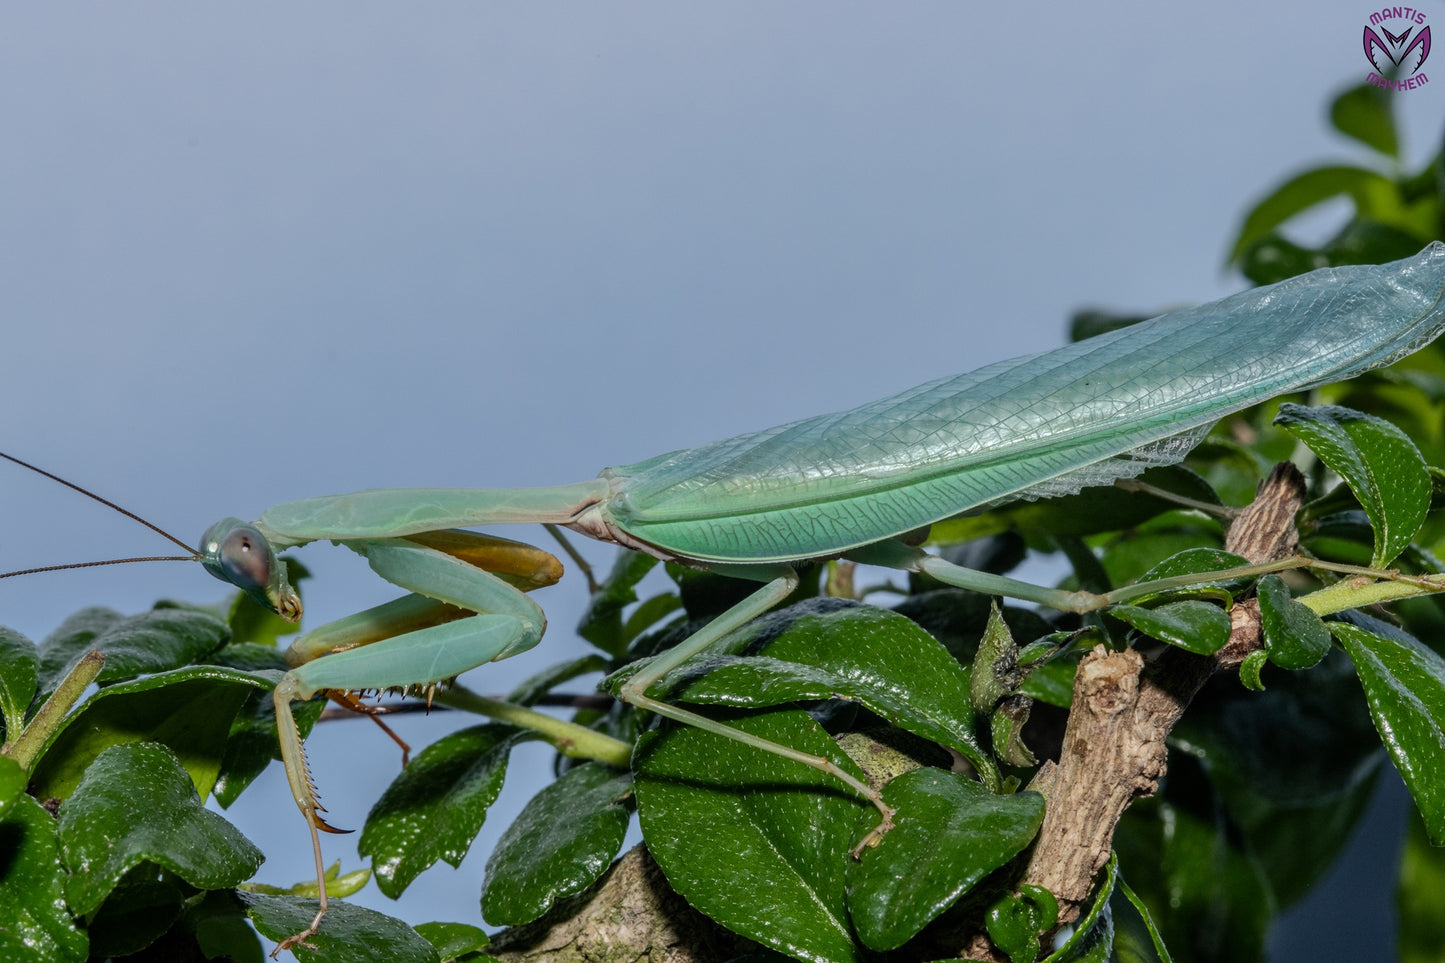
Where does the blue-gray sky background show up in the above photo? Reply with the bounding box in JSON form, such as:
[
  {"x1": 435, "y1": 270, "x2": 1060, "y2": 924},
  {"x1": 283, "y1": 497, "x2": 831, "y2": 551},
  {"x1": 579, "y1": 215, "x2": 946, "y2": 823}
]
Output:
[{"x1": 2, "y1": 4, "x2": 1441, "y2": 958}]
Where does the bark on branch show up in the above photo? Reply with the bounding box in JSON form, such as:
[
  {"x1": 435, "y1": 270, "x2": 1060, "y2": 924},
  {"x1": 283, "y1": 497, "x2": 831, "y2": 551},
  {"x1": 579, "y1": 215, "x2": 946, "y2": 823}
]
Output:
[
  {"x1": 1018, "y1": 462, "x2": 1306, "y2": 923},
  {"x1": 487, "y1": 845, "x2": 751, "y2": 963}
]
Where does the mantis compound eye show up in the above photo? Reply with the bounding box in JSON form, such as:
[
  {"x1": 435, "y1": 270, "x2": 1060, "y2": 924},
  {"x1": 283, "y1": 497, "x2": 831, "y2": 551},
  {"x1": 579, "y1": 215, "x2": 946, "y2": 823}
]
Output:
[
  {"x1": 199, "y1": 517, "x2": 301, "y2": 621},
  {"x1": 218, "y1": 524, "x2": 273, "y2": 595}
]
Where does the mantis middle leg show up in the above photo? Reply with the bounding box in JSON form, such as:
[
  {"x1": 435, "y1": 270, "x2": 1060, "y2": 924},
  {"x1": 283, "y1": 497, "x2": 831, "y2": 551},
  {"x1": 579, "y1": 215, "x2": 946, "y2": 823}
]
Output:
[{"x1": 617, "y1": 567, "x2": 899, "y2": 850}]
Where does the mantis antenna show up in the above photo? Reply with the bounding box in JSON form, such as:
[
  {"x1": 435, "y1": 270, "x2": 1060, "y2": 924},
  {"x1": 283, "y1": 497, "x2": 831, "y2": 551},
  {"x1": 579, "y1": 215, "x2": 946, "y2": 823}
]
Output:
[{"x1": 0, "y1": 450, "x2": 199, "y2": 578}]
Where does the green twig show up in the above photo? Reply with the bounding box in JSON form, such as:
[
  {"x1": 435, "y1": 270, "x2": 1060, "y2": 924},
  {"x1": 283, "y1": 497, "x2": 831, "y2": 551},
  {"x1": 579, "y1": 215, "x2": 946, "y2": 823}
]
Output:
[
  {"x1": 1300, "y1": 571, "x2": 1445, "y2": 616},
  {"x1": 433, "y1": 684, "x2": 632, "y2": 767},
  {"x1": 5, "y1": 649, "x2": 104, "y2": 771}
]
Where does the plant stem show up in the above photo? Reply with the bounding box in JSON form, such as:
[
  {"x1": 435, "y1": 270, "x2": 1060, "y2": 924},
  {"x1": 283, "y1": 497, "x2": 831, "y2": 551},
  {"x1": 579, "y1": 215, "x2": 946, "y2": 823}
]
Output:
[
  {"x1": 5, "y1": 649, "x2": 104, "y2": 771},
  {"x1": 1299, "y1": 572, "x2": 1445, "y2": 616},
  {"x1": 433, "y1": 684, "x2": 632, "y2": 767}
]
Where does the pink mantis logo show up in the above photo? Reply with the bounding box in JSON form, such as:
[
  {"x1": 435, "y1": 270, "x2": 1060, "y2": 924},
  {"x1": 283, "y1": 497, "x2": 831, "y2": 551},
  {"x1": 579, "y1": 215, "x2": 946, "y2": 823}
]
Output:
[{"x1": 1364, "y1": 7, "x2": 1431, "y2": 91}]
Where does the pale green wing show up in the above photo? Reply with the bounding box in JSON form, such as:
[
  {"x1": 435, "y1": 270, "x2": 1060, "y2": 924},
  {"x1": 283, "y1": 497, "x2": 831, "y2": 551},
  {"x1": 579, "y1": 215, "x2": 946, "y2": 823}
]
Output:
[{"x1": 605, "y1": 244, "x2": 1445, "y2": 563}]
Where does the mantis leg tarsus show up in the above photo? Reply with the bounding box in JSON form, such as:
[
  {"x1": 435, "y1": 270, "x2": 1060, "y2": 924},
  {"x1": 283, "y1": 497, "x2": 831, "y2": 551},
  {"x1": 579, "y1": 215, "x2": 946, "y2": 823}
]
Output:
[
  {"x1": 850, "y1": 804, "x2": 897, "y2": 859},
  {"x1": 269, "y1": 815, "x2": 328, "y2": 957}
]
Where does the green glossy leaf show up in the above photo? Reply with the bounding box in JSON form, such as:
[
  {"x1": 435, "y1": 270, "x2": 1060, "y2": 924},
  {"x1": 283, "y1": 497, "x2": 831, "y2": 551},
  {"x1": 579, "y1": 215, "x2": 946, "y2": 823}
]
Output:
[
  {"x1": 1333, "y1": 621, "x2": 1445, "y2": 842},
  {"x1": 1100, "y1": 531, "x2": 1229, "y2": 596},
  {"x1": 578, "y1": 551, "x2": 660, "y2": 655},
  {"x1": 624, "y1": 591, "x2": 686, "y2": 645},
  {"x1": 1069, "y1": 308, "x2": 1149, "y2": 341},
  {"x1": 0, "y1": 625, "x2": 38, "y2": 739},
  {"x1": 1108, "y1": 546, "x2": 1253, "y2": 610},
  {"x1": 1330, "y1": 83, "x2": 1398, "y2": 157},
  {"x1": 1022, "y1": 883, "x2": 1058, "y2": 926},
  {"x1": 481, "y1": 761, "x2": 631, "y2": 926},
  {"x1": 849, "y1": 769, "x2": 1044, "y2": 952},
  {"x1": 1325, "y1": 217, "x2": 1433, "y2": 265},
  {"x1": 1228, "y1": 165, "x2": 1395, "y2": 262},
  {"x1": 665, "y1": 599, "x2": 993, "y2": 787},
  {"x1": 0, "y1": 794, "x2": 88, "y2": 961},
  {"x1": 891, "y1": 588, "x2": 1028, "y2": 661},
  {"x1": 1276, "y1": 403, "x2": 1430, "y2": 567},
  {"x1": 1110, "y1": 873, "x2": 1175, "y2": 963},
  {"x1": 58, "y1": 742, "x2": 263, "y2": 916},
  {"x1": 990, "y1": 697, "x2": 1036, "y2": 767},
  {"x1": 316, "y1": 865, "x2": 370, "y2": 899},
  {"x1": 0, "y1": 754, "x2": 25, "y2": 820},
  {"x1": 188, "y1": 889, "x2": 266, "y2": 963},
  {"x1": 208, "y1": 645, "x2": 325, "y2": 807},
  {"x1": 1239, "y1": 234, "x2": 1328, "y2": 285},
  {"x1": 241, "y1": 892, "x2": 441, "y2": 963},
  {"x1": 1239, "y1": 649, "x2": 1269, "y2": 691},
  {"x1": 987, "y1": 892, "x2": 1042, "y2": 963},
  {"x1": 1019, "y1": 652, "x2": 1079, "y2": 708},
  {"x1": 30, "y1": 664, "x2": 273, "y2": 801},
  {"x1": 1257, "y1": 574, "x2": 1331, "y2": 670},
  {"x1": 1110, "y1": 601, "x2": 1231, "y2": 655},
  {"x1": 1302, "y1": 510, "x2": 1377, "y2": 563},
  {"x1": 1399, "y1": 807, "x2": 1445, "y2": 963},
  {"x1": 85, "y1": 867, "x2": 185, "y2": 957},
  {"x1": 634, "y1": 707, "x2": 868, "y2": 963},
  {"x1": 35, "y1": 605, "x2": 230, "y2": 702},
  {"x1": 1114, "y1": 792, "x2": 1274, "y2": 962},
  {"x1": 970, "y1": 602, "x2": 1018, "y2": 712},
  {"x1": 507, "y1": 653, "x2": 609, "y2": 707},
  {"x1": 414, "y1": 921, "x2": 489, "y2": 961},
  {"x1": 1173, "y1": 645, "x2": 1384, "y2": 909},
  {"x1": 360, "y1": 724, "x2": 525, "y2": 898},
  {"x1": 1136, "y1": 548, "x2": 1253, "y2": 591}
]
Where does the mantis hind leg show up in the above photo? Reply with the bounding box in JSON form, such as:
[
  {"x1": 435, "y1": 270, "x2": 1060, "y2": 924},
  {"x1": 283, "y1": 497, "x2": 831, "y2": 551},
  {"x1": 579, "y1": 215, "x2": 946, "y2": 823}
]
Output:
[
  {"x1": 886, "y1": 542, "x2": 1308, "y2": 613},
  {"x1": 846, "y1": 539, "x2": 1107, "y2": 613},
  {"x1": 269, "y1": 537, "x2": 550, "y2": 955},
  {"x1": 617, "y1": 569, "x2": 897, "y2": 854}
]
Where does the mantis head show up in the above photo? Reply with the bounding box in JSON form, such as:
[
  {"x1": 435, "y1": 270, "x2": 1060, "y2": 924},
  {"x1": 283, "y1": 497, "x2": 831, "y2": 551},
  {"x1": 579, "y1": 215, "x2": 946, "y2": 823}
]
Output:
[{"x1": 199, "y1": 518, "x2": 302, "y2": 621}]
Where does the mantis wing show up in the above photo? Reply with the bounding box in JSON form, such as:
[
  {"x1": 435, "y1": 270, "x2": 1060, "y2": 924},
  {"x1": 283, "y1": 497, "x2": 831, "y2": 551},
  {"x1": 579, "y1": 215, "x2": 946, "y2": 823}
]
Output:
[{"x1": 607, "y1": 244, "x2": 1445, "y2": 563}]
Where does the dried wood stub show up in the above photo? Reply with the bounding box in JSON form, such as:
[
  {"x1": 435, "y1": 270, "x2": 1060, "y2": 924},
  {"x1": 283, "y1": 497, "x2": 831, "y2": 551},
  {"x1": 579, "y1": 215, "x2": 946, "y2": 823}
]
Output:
[{"x1": 1017, "y1": 462, "x2": 1306, "y2": 926}]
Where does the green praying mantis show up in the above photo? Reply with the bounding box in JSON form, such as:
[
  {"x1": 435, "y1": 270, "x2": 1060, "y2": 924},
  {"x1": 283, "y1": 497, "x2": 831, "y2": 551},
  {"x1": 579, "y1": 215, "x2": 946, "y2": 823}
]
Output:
[{"x1": 8, "y1": 242, "x2": 1445, "y2": 954}]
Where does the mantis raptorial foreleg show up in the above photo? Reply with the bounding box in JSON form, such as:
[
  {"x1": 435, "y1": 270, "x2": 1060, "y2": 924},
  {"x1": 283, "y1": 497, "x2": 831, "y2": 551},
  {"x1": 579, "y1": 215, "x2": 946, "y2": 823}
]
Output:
[{"x1": 267, "y1": 532, "x2": 558, "y2": 953}]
